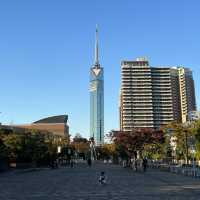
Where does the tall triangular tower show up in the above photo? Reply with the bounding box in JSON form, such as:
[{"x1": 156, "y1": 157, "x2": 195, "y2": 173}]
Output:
[{"x1": 90, "y1": 26, "x2": 104, "y2": 146}]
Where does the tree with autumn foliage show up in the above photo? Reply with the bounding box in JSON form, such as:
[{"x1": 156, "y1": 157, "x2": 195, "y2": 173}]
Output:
[
  {"x1": 109, "y1": 128, "x2": 164, "y2": 160},
  {"x1": 95, "y1": 143, "x2": 117, "y2": 161}
]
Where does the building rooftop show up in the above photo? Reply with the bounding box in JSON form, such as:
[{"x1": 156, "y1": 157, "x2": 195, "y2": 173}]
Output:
[{"x1": 33, "y1": 115, "x2": 68, "y2": 124}]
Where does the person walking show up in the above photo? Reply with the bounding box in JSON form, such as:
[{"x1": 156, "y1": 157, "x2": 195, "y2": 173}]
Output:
[
  {"x1": 87, "y1": 158, "x2": 92, "y2": 167},
  {"x1": 70, "y1": 158, "x2": 74, "y2": 168},
  {"x1": 142, "y1": 158, "x2": 148, "y2": 172},
  {"x1": 135, "y1": 159, "x2": 138, "y2": 172}
]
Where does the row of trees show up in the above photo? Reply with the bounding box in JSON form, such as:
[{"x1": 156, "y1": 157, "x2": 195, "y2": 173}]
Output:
[
  {"x1": 0, "y1": 128, "x2": 68, "y2": 168},
  {"x1": 1, "y1": 119, "x2": 200, "y2": 170},
  {"x1": 72, "y1": 120, "x2": 200, "y2": 164},
  {"x1": 0, "y1": 129, "x2": 93, "y2": 169},
  {"x1": 107, "y1": 120, "x2": 200, "y2": 164}
]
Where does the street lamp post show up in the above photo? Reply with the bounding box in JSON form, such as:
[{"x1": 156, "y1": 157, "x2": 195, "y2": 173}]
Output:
[
  {"x1": 184, "y1": 129, "x2": 189, "y2": 165},
  {"x1": 89, "y1": 138, "x2": 96, "y2": 161},
  {"x1": 191, "y1": 146, "x2": 195, "y2": 169}
]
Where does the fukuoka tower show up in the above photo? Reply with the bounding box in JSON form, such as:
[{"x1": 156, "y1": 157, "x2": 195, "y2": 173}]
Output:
[{"x1": 90, "y1": 27, "x2": 104, "y2": 146}]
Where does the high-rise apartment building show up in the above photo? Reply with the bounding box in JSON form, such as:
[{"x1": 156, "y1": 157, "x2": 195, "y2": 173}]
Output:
[
  {"x1": 120, "y1": 57, "x2": 196, "y2": 131},
  {"x1": 90, "y1": 28, "x2": 104, "y2": 145},
  {"x1": 170, "y1": 68, "x2": 182, "y2": 122},
  {"x1": 151, "y1": 67, "x2": 174, "y2": 129},
  {"x1": 177, "y1": 68, "x2": 196, "y2": 123}
]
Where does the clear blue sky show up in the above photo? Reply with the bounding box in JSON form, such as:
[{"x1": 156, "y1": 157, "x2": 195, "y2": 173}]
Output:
[{"x1": 0, "y1": 0, "x2": 199, "y2": 138}]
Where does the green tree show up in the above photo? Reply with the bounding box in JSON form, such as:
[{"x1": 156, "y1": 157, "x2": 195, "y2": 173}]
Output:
[
  {"x1": 164, "y1": 122, "x2": 195, "y2": 163},
  {"x1": 192, "y1": 120, "x2": 200, "y2": 160},
  {"x1": 0, "y1": 138, "x2": 8, "y2": 159}
]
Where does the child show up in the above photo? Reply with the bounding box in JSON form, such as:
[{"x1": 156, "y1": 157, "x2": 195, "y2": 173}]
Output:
[{"x1": 99, "y1": 171, "x2": 106, "y2": 185}]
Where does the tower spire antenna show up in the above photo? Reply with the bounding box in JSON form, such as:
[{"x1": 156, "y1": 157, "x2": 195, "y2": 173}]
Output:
[{"x1": 95, "y1": 25, "x2": 99, "y2": 67}]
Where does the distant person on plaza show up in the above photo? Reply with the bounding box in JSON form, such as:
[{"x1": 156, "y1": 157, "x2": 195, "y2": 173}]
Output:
[
  {"x1": 70, "y1": 158, "x2": 74, "y2": 168},
  {"x1": 87, "y1": 158, "x2": 92, "y2": 167},
  {"x1": 131, "y1": 158, "x2": 135, "y2": 170},
  {"x1": 99, "y1": 171, "x2": 106, "y2": 185},
  {"x1": 142, "y1": 158, "x2": 148, "y2": 172},
  {"x1": 134, "y1": 159, "x2": 138, "y2": 172}
]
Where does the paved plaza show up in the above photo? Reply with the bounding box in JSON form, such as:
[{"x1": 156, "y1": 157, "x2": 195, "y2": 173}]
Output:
[{"x1": 1, "y1": 162, "x2": 200, "y2": 200}]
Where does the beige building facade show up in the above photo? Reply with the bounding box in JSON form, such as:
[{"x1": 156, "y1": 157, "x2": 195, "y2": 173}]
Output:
[{"x1": 120, "y1": 58, "x2": 196, "y2": 131}]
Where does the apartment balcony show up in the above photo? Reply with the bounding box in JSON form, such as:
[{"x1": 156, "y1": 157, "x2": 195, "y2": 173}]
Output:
[
  {"x1": 130, "y1": 112, "x2": 154, "y2": 115},
  {"x1": 152, "y1": 75, "x2": 171, "y2": 78},
  {"x1": 121, "y1": 71, "x2": 151, "y2": 75},
  {"x1": 123, "y1": 117, "x2": 154, "y2": 120},
  {"x1": 154, "y1": 119, "x2": 174, "y2": 122},
  {"x1": 122, "y1": 82, "x2": 153, "y2": 85},
  {"x1": 123, "y1": 104, "x2": 153, "y2": 107},
  {"x1": 122, "y1": 100, "x2": 153, "y2": 103},
  {"x1": 123, "y1": 94, "x2": 153, "y2": 97},
  {"x1": 152, "y1": 98, "x2": 172, "y2": 101},
  {"x1": 152, "y1": 84, "x2": 171, "y2": 87},
  {"x1": 154, "y1": 115, "x2": 174, "y2": 120},
  {"x1": 123, "y1": 93, "x2": 153, "y2": 95},
  {"x1": 122, "y1": 100, "x2": 152, "y2": 104},
  {"x1": 122, "y1": 97, "x2": 153, "y2": 100},
  {"x1": 122, "y1": 72, "x2": 151, "y2": 75},
  {"x1": 151, "y1": 72, "x2": 170, "y2": 75},
  {"x1": 153, "y1": 107, "x2": 173, "y2": 110},
  {"x1": 123, "y1": 121, "x2": 154, "y2": 125},
  {"x1": 122, "y1": 81, "x2": 152, "y2": 84},
  {"x1": 122, "y1": 90, "x2": 153, "y2": 93},
  {"x1": 153, "y1": 92, "x2": 172, "y2": 95},
  {"x1": 133, "y1": 107, "x2": 153, "y2": 109},
  {"x1": 130, "y1": 115, "x2": 154, "y2": 118},
  {"x1": 123, "y1": 125, "x2": 154, "y2": 128},
  {"x1": 153, "y1": 88, "x2": 171, "y2": 92},
  {"x1": 151, "y1": 81, "x2": 171, "y2": 84},
  {"x1": 122, "y1": 105, "x2": 154, "y2": 107},
  {"x1": 122, "y1": 78, "x2": 152, "y2": 80},
  {"x1": 122, "y1": 107, "x2": 153, "y2": 110},
  {"x1": 122, "y1": 112, "x2": 154, "y2": 116},
  {"x1": 153, "y1": 104, "x2": 173, "y2": 108},
  {"x1": 122, "y1": 102, "x2": 153, "y2": 104},
  {"x1": 123, "y1": 98, "x2": 153, "y2": 101},
  {"x1": 152, "y1": 87, "x2": 171, "y2": 90},
  {"x1": 122, "y1": 87, "x2": 152, "y2": 91},
  {"x1": 122, "y1": 85, "x2": 152, "y2": 88},
  {"x1": 123, "y1": 119, "x2": 155, "y2": 122},
  {"x1": 123, "y1": 120, "x2": 155, "y2": 123},
  {"x1": 122, "y1": 67, "x2": 151, "y2": 70},
  {"x1": 123, "y1": 107, "x2": 153, "y2": 110},
  {"x1": 122, "y1": 98, "x2": 153, "y2": 101}
]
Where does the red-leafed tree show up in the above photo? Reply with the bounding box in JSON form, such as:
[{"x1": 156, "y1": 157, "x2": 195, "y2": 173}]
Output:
[{"x1": 109, "y1": 128, "x2": 164, "y2": 159}]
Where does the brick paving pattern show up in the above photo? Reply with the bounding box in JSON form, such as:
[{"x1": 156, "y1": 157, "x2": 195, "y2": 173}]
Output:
[{"x1": 1, "y1": 162, "x2": 200, "y2": 200}]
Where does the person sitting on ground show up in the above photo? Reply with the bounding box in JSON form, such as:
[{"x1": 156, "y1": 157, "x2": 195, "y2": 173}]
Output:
[{"x1": 99, "y1": 171, "x2": 106, "y2": 185}]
